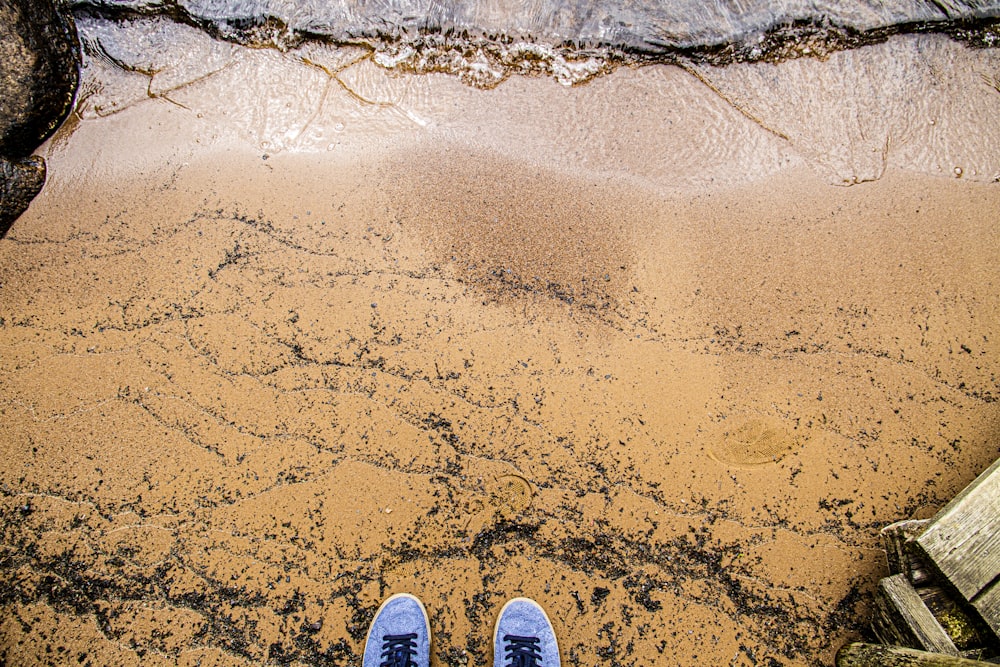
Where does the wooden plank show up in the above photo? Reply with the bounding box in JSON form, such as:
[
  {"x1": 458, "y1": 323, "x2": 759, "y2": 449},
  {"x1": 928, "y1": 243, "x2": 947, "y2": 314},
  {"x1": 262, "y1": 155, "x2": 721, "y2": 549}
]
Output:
[
  {"x1": 915, "y1": 458, "x2": 1000, "y2": 603},
  {"x1": 971, "y1": 578, "x2": 1000, "y2": 639},
  {"x1": 837, "y1": 642, "x2": 988, "y2": 667},
  {"x1": 872, "y1": 574, "x2": 959, "y2": 655},
  {"x1": 882, "y1": 519, "x2": 932, "y2": 585}
]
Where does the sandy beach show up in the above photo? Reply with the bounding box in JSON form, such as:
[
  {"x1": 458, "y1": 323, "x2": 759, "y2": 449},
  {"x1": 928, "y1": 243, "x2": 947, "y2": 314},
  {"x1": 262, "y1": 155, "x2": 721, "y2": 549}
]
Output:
[{"x1": 1, "y1": 29, "x2": 999, "y2": 667}]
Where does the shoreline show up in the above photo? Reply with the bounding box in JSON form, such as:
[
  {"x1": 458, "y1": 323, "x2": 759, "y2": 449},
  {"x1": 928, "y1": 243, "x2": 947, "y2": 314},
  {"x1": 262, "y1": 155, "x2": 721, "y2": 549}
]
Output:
[{"x1": 69, "y1": 1, "x2": 1000, "y2": 74}]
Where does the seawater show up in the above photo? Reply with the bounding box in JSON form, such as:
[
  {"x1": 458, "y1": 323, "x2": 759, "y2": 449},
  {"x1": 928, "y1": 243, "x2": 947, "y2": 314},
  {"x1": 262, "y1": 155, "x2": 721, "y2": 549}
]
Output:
[
  {"x1": 72, "y1": 0, "x2": 1000, "y2": 86},
  {"x1": 67, "y1": 0, "x2": 1000, "y2": 187}
]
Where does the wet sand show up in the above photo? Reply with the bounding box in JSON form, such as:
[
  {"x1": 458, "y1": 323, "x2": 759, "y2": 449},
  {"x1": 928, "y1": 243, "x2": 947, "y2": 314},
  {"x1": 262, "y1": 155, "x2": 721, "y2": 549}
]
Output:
[{"x1": 2, "y1": 33, "x2": 1000, "y2": 667}]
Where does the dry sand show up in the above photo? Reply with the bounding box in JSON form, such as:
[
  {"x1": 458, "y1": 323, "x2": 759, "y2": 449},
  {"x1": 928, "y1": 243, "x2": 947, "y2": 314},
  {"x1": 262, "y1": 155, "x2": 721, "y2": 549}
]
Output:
[{"x1": 1, "y1": 32, "x2": 1000, "y2": 667}]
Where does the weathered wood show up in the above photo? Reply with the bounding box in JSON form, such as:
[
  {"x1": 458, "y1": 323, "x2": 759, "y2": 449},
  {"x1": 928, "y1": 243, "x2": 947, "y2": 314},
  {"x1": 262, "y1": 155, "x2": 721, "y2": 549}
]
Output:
[
  {"x1": 837, "y1": 642, "x2": 990, "y2": 667},
  {"x1": 915, "y1": 458, "x2": 1000, "y2": 637},
  {"x1": 972, "y1": 580, "x2": 1000, "y2": 641},
  {"x1": 873, "y1": 574, "x2": 960, "y2": 655},
  {"x1": 882, "y1": 519, "x2": 932, "y2": 585}
]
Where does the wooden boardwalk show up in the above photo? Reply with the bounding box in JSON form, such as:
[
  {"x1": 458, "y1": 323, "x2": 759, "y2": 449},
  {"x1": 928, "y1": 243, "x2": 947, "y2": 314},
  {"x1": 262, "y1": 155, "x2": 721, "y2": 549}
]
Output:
[{"x1": 842, "y1": 458, "x2": 1000, "y2": 666}]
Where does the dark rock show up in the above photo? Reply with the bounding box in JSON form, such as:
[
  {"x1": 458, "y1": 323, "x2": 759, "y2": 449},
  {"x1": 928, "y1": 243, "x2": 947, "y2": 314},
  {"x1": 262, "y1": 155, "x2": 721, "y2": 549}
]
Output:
[
  {"x1": 0, "y1": 156, "x2": 46, "y2": 236},
  {"x1": 0, "y1": 0, "x2": 80, "y2": 235}
]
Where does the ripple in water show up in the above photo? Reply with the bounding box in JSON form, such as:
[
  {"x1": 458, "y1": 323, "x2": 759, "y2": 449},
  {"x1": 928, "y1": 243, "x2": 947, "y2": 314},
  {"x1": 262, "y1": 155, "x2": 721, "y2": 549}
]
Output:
[{"x1": 73, "y1": 0, "x2": 1000, "y2": 85}]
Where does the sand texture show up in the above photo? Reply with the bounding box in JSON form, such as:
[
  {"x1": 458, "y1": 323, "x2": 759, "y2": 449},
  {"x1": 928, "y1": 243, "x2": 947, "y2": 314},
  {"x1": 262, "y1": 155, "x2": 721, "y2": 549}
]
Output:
[{"x1": 1, "y1": 27, "x2": 1000, "y2": 667}]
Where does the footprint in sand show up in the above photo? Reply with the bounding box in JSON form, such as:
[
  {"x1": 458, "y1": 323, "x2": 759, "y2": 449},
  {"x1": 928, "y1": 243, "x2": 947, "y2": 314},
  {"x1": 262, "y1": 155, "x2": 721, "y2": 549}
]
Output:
[
  {"x1": 707, "y1": 417, "x2": 803, "y2": 467},
  {"x1": 463, "y1": 474, "x2": 534, "y2": 539},
  {"x1": 490, "y1": 473, "x2": 533, "y2": 518}
]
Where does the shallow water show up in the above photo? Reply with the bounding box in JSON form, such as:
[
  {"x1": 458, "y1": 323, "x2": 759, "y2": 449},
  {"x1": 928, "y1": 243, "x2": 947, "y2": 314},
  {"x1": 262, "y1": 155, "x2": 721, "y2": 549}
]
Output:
[
  {"x1": 74, "y1": 0, "x2": 1000, "y2": 61},
  {"x1": 72, "y1": 14, "x2": 1000, "y2": 185}
]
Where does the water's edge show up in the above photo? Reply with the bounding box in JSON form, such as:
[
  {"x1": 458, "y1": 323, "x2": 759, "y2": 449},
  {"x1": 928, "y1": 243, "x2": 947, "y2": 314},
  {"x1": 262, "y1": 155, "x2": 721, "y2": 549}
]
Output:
[{"x1": 72, "y1": 0, "x2": 1000, "y2": 86}]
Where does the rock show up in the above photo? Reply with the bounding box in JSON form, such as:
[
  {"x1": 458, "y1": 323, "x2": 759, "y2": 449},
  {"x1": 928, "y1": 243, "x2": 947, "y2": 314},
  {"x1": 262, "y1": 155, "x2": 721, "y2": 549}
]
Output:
[
  {"x1": 0, "y1": 156, "x2": 46, "y2": 229},
  {"x1": 0, "y1": 0, "x2": 79, "y2": 236}
]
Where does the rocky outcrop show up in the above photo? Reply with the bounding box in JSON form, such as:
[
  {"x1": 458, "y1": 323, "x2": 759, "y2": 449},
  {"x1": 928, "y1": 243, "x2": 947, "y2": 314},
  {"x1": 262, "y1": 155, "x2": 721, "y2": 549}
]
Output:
[{"x1": 0, "y1": 0, "x2": 79, "y2": 236}]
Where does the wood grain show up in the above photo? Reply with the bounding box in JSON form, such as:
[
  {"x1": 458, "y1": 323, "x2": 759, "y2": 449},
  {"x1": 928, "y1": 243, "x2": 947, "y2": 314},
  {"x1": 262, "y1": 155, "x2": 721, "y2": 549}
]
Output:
[
  {"x1": 873, "y1": 574, "x2": 959, "y2": 655},
  {"x1": 837, "y1": 643, "x2": 989, "y2": 667},
  {"x1": 916, "y1": 458, "x2": 1000, "y2": 602}
]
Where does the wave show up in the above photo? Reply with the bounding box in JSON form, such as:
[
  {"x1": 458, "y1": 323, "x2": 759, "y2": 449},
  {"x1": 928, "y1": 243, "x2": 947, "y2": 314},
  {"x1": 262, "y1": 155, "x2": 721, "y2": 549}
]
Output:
[{"x1": 71, "y1": 0, "x2": 1000, "y2": 85}]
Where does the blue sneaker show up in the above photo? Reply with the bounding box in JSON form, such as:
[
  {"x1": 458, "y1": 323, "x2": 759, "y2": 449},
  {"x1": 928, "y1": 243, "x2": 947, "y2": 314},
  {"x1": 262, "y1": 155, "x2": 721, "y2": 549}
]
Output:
[
  {"x1": 362, "y1": 593, "x2": 431, "y2": 667},
  {"x1": 493, "y1": 597, "x2": 560, "y2": 667}
]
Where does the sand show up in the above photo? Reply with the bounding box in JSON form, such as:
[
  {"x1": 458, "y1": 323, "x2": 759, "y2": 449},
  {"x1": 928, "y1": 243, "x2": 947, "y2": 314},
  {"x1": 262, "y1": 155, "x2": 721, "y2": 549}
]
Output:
[{"x1": 1, "y1": 31, "x2": 1000, "y2": 667}]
